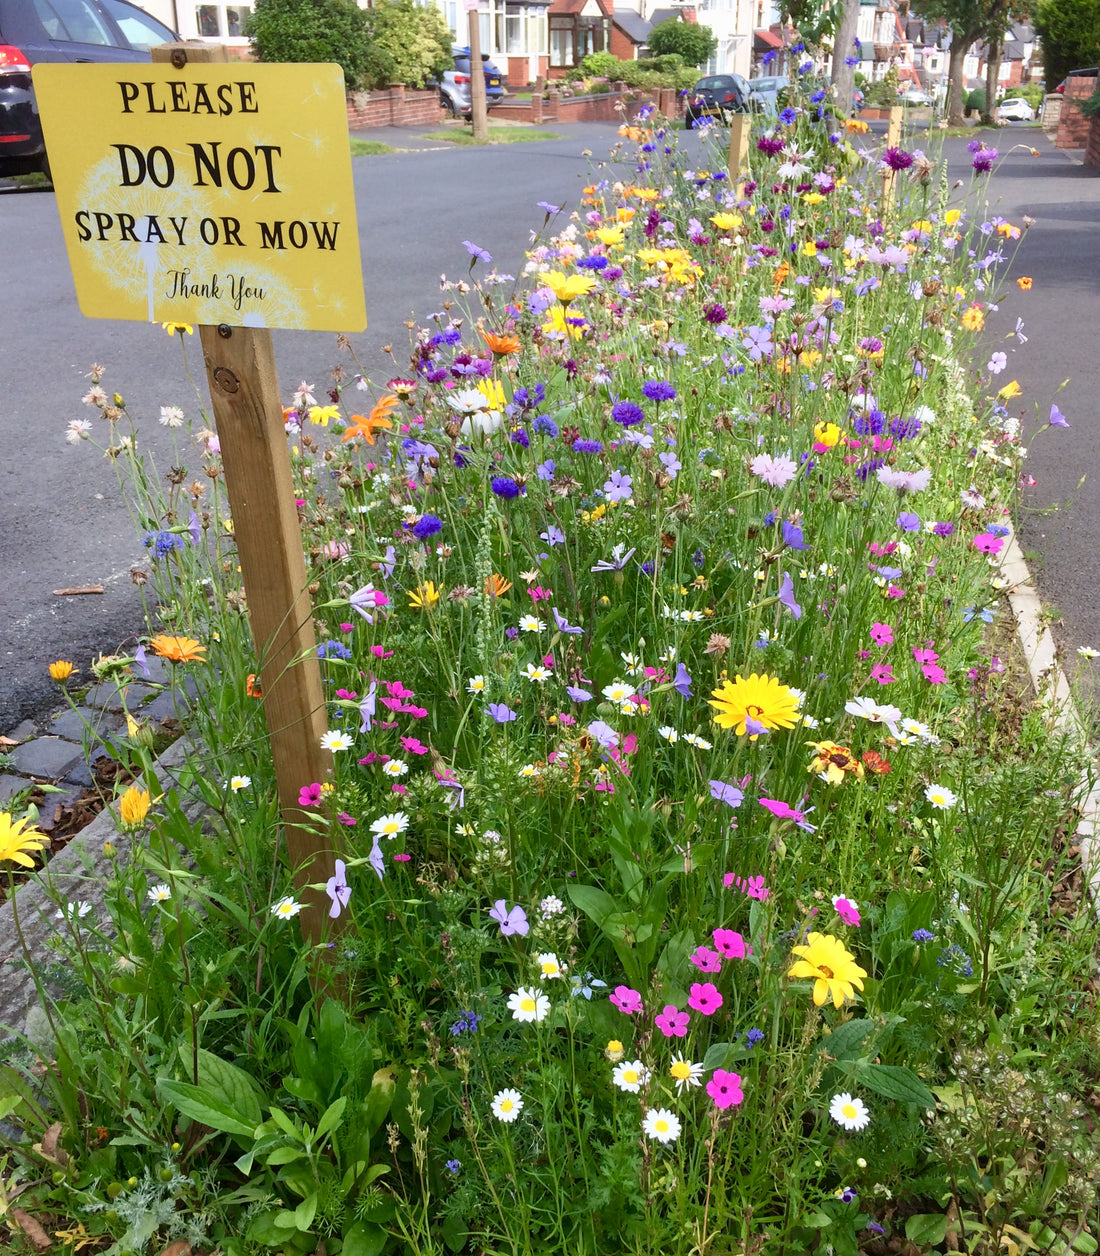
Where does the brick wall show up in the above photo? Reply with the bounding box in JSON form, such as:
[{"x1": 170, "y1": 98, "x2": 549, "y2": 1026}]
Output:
[
  {"x1": 346, "y1": 86, "x2": 442, "y2": 129},
  {"x1": 1055, "y1": 75, "x2": 1097, "y2": 149},
  {"x1": 491, "y1": 86, "x2": 667, "y2": 124},
  {"x1": 1086, "y1": 115, "x2": 1100, "y2": 168},
  {"x1": 1042, "y1": 94, "x2": 1062, "y2": 134}
]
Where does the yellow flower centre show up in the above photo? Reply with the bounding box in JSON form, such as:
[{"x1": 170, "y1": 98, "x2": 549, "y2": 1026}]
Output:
[
  {"x1": 622, "y1": 1069, "x2": 638, "y2": 1084},
  {"x1": 842, "y1": 1103, "x2": 857, "y2": 1120},
  {"x1": 500, "y1": 1099, "x2": 514, "y2": 1112},
  {"x1": 521, "y1": 998, "x2": 536, "y2": 1012},
  {"x1": 670, "y1": 1061, "x2": 692, "y2": 1080},
  {"x1": 655, "y1": 1118, "x2": 669, "y2": 1133}
]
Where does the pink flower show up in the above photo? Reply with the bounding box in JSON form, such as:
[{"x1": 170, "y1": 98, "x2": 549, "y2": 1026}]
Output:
[
  {"x1": 340, "y1": 622, "x2": 354, "y2": 633},
  {"x1": 337, "y1": 811, "x2": 357, "y2": 826},
  {"x1": 706, "y1": 1068, "x2": 744, "y2": 1109},
  {"x1": 298, "y1": 782, "x2": 323, "y2": 806},
  {"x1": 391, "y1": 783, "x2": 408, "y2": 794},
  {"x1": 712, "y1": 928, "x2": 750, "y2": 960},
  {"x1": 870, "y1": 622, "x2": 894, "y2": 646},
  {"x1": 393, "y1": 852, "x2": 411, "y2": 862},
  {"x1": 832, "y1": 895, "x2": 861, "y2": 926},
  {"x1": 912, "y1": 646, "x2": 938, "y2": 664},
  {"x1": 750, "y1": 451, "x2": 799, "y2": 488},
  {"x1": 370, "y1": 645, "x2": 395, "y2": 658},
  {"x1": 335, "y1": 688, "x2": 359, "y2": 701},
  {"x1": 610, "y1": 985, "x2": 643, "y2": 1015},
  {"x1": 724, "y1": 873, "x2": 770, "y2": 900},
  {"x1": 870, "y1": 663, "x2": 895, "y2": 684},
  {"x1": 654, "y1": 1004, "x2": 690, "y2": 1037},
  {"x1": 687, "y1": 982, "x2": 723, "y2": 1016},
  {"x1": 386, "y1": 680, "x2": 415, "y2": 700},
  {"x1": 400, "y1": 736, "x2": 430, "y2": 755},
  {"x1": 973, "y1": 533, "x2": 1005, "y2": 554},
  {"x1": 690, "y1": 945, "x2": 723, "y2": 973},
  {"x1": 922, "y1": 663, "x2": 947, "y2": 684},
  {"x1": 886, "y1": 584, "x2": 906, "y2": 598}
]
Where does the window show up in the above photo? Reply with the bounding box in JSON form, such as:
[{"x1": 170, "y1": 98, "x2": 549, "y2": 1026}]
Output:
[
  {"x1": 33, "y1": 0, "x2": 115, "y2": 45},
  {"x1": 196, "y1": 4, "x2": 220, "y2": 35},
  {"x1": 549, "y1": 16, "x2": 573, "y2": 67},
  {"x1": 549, "y1": 13, "x2": 607, "y2": 67},
  {"x1": 505, "y1": 5, "x2": 523, "y2": 54},
  {"x1": 101, "y1": 0, "x2": 178, "y2": 48}
]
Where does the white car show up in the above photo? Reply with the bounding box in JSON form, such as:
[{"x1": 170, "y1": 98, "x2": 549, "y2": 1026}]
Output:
[
  {"x1": 996, "y1": 96, "x2": 1034, "y2": 122},
  {"x1": 898, "y1": 89, "x2": 934, "y2": 106}
]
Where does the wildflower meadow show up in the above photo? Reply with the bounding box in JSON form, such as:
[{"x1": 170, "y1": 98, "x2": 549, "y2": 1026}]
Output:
[{"x1": 3, "y1": 89, "x2": 1099, "y2": 1256}]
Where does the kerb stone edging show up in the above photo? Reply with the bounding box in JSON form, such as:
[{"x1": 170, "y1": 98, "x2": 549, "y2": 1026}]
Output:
[{"x1": 1, "y1": 534, "x2": 1098, "y2": 1038}]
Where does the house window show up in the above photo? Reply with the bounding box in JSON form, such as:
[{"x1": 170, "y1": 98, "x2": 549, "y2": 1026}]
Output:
[
  {"x1": 549, "y1": 15, "x2": 574, "y2": 66},
  {"x1": 194, "y1": 4, "x2": 251, "y2": 37},
  {"x1": 549, "y1": 13, "x2": 607, "y2": 67}
]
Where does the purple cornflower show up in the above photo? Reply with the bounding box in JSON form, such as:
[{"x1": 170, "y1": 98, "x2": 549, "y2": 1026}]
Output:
[
  {"x1": 604, "y1": 469, "x2": 633, "y2": 502},
  {"x1": 325, "y1": 859, "x2": 351, "y2": 919},
  {"x1": 641, "y1": 380, "x2": 676, "y2": 403},
  {"x1": 882, "y1": 146, "x2": 914, "y2": 171},
  {"x1": 572, "y1": 439, "x2": 603, "y2": 454},
  {"x1": 487, "y1": 703, "x2": 516, "y2": 723},
  {"x1": 463, "y1": 240, "x2": 491, "y2": 264},
  {"x1": 704, "y1": 302, "x2": 728, "y2": 323},
  {"x1": 611, "y1": 400, "x2": 645, "y2": 427},
  {"x1": 972, "y1": 146, "x2": 998, "y2": 173}
]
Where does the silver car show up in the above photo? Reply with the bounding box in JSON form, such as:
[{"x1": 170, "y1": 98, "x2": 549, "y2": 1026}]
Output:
[{"x1": 747, "y1": 74, "x2": 789, "y2": 116}]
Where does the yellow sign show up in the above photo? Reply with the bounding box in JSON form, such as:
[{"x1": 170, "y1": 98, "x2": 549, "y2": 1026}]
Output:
[{"x1": 32, "y1": 63, "x2": 366, "y2": 332}]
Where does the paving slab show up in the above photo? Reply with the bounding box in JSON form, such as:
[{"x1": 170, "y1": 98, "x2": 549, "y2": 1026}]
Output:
[
  {"x1": 4, "y1": 720, "x2": 38, "y2": 744},
  {"x1": 48, "y1": 706, "x2": 124, "y2": 743},
  {"x1": 11, "y1": 736, "x2": 84, "y2": 782}
]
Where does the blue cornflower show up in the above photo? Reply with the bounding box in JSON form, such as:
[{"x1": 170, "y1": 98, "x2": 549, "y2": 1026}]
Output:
[
  {"x1": 533, "y1": 414, "x2": 559, "y2": 438},
  {"x1": 512, "y1": 384, "x2": 546, "y2": 412},
  {"x1": 318, "y1": 641, "x2": 352, "y2": 661},
  {"x1": 937, "y1": 943, "x2": 973, "y2": 977},
  {"x1": 962, "y1": 606, "x2": 995, "y2": 624},
  {"x1": 891, "y1": 415, "x2": 922, "y2": 439},
  {"x1": 641, "y1": 380, "x2": 676, "y2": 403},
  {"x1": 408, "y1": 514, "x2": 443, "y2": 541},
  {"x1": 778, "y1": 106, "x2": 797, "y2": 125},
  {"x1": 572, "y1": 439, "x2": 603, "y2": 454},
  {"x1": 450, "y1": 1009, "x2": 482, "y2": 1036},
  {"x1": 510, "y1": 428, "x2": 530, "y2": 448},
  {"x1": 931, "y1": 521, "x2": 955, "y2": 538},
  {"x1": 490, "y1": 476, "x2": 522, "y2": 499},
  {"x1": 144, "y1": 530, "x2": 185, "y2": 559},
  {"x1": 810, "y1": 88, "x2": 826, "y2": 103},
  {"x1": 445, "y1": 1158, "x2": 462, "y2": 1175},
  {"x1": 537, "y1": 459, "x2": 555, "y2": 481},
  {"x1": 986, "y1": 523, "x2": 1011, "y2": 537},
  {"x1": 577, "y1": 255, "x2": 609, "y2": 271},
  {"x1": 745, "y1": 1027, "x2": 765, "y2": 1046},
  {"x1": 912, "y1": 928, "x2": 936, "y2": 942},
  {"x1": 611, "y1": 400, "x2": 645, "y2": 427}
]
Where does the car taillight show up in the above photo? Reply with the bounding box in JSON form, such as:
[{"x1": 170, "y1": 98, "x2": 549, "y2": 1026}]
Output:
[
  {"x1": 723, "y1": 93, "x2": 735, "y2": 102},
  {"x1": 454, "y1": 74, "x2": 470, "y2": 84},
  {"x1": 0, "y1": 44, "x2": 31, "y2": 71}
]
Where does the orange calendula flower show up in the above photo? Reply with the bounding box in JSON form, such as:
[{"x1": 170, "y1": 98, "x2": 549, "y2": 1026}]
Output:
[
  {"x1": 49, "y1": 660, "x2": 76, "y2": 681},
  {"x1": 342, "y1": 393, "x2": 398, "y2": 445},
  {"x1": 960, "y1": 305, "x2": 985, "y2": 332},
  {"x1": 807, "y1": 740, "x2": 865, "y2": 786},
  {"x1": 1016, "y1": 276, "x2": 1033, "y2": 290},
  {"x1": 484, "y1": 573, "x2": 513, "y2": 598},
  {"x1": 148, "y1": 634, "x2": 207, "y2": 663},
  {"x1": 862, "y1": 749, "x2": 892, "y2": 775},
  {"x1": 772, "y1": 260, "x2": 790, "y2": 292},
  {"x1": 481, "y1": 329, "x2": 522, "y2": 357},
  {"x1": 844, "y1": 117, "x2": 869, "y2": 133},
  {"x1": 246, "y1": 673, "x2": 264, "y2": 699},
  {"x1": 788, "y1": 932, "x2": 868, "y2": 1009}
]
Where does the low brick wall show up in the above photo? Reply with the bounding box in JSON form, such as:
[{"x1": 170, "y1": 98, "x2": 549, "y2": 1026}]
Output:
[
  {"x1": 1041, "y1": 94, "x2": 1062, "y2": 134},
  {"x1": 1055, "y1": 75, "x2": 1097, "y2": 148},
  {"x1": 491, "y1": 86, "x2": 670, "y2": 125},
  {"x1": 346, "y1": 86, "x2": 442, "y2": 129},
  {"x1": 1086, "y1": 115, "x2": 1100, "y2": 168}
]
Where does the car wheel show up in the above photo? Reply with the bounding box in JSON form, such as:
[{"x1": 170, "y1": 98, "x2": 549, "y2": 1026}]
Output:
[{"x1": 441, "y1": 93, "x2": 459, "y2": 118}]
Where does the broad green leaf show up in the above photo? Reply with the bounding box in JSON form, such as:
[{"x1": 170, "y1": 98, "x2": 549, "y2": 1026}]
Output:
[
  {"x1": 293, "y1": 1193, "x2": 317, "y2": 1231},
  {"x1": 818, "y1": 1019, "x2": 873, "y2": 1061},
  {"x1": 567, "y1": 884, "x2": 617, "y2": 928},
  {"x1": 246, "y1": 1210, "x2": 298, "y2": 1246},
  {"x1": 315, "y1": 1095, "x2": 347, "y2": 1140},
  {"x1": 342, "y1": 1219, "x2": 389, "y2": 1256},
  {"x1": 855, "y1": 1062, "x2": 936, "y2": 1109},
  {"x1": 905, "y1": 1213, "x2": 950, "y2": 1245},
  {"x1": 702, "y1": 1042, "x2": 734, "y2": 1070},
  {"x1": 157, "y1": 1079, "x2": 257, "y2": 1139}
]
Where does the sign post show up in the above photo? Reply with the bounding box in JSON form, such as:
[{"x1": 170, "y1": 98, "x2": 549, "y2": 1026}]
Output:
[
  {"x1": 466, "y1": 0, "x2": 489, "y2": 143},
  {"x1": 34, "y1": 42, "x2": 368, "y2": 957}
]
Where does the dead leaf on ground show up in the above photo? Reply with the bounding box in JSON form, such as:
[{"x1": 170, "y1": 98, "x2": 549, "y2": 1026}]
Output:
[
  {"x1": 39, "y1": 1121, "x2": 69, "y2": 1167},
  {"x1": 157, "y1": 1242, "x2": 193, "y2": 1256},
  {"x1": 10, "y1": 1208, "x2": 51, "y2": 1251}
]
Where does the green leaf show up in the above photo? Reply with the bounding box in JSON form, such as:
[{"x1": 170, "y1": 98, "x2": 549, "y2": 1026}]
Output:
[
  {"x1": 157, "y1": 1079, "x2": 257, "y2": 1139},
  {"x1": 342, "y1": 1219, "x2": 390, "y2": 1256},
  {"x1": 854, "y1": 1063, "x2": 936, "y2": 1109},
  {"x1": 157, "y1": 1048, "x2": 263, "y2": 1140},
  {"x1": 264, "y1": 1145, "x2": 307, "y2": 1166},
  {"x1": 315, "y1": 1095, "x2": 347, "y2": 1140},
  {"x1": 819, "y1": 1019, "x2": 873, "y2": 1061},
  {"x1": 567, "y1": 884, "x2": 617, "y2": 929},
  {"x1": 246, "y1": 1209, "x2": 298, "y2": 1246},
  {"x1": 293, "y1": 1194, "x2": 318, "y2": 1231},
  {"x1": 702, "y1": 1042, "x2": 734, "y2": 1070},
  {"x1": 905, "y1": 1213, "x2": 950, "y2": 1245}
]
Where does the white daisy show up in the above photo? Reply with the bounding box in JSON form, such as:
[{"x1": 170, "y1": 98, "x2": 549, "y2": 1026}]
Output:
[
  {"x1": 829, "y1": 1092, "x2": 871, "y2": 1131},
  {"x1": 491, "y1": 1088, "x2": 524, "y2": 1122},
  {"x1": 601, "y1": 680, "x2": 637, "y2": 705},
  {"x1": 270, "y1": 897, "x2": 303, "y2": 919},
  {"x1": 518, "y1": 763, "x2": 541, "y2": 778},
  {"x1": 320, "y1": 730, "x2": 353, "y2": 752},
  {"x1": 147, "y1": 884, "x2": 172, "y2": 903},
  {"x1": 612, "y1": 1059, "x2": 650, "y2": 1093},
  {"x1": 668, "y1": 1053, "x2": 705, "y2": 1093},
  {"x1": 229, "y1": 775, "x2": 251, "y2": 792},
  {"x1": 535, "y1": 952, "x2": 565, "y2": 980},
  {"x1": 525, "y1": 664, "x2": 551, "y2": 682},
  {"x1": 518, "y1": 614, "x2": 542, "y2": 633},
  {"x1": 642, "y1": 1107, "x2": 682, "y2": 1144},
  {"x1": 658, "y1": 725, "x2": 679, "y2": 743},
  {"x1": 467, "y1": 675, "x2": 487, "y2": 693},
  {"x1": 682, "y1": 733, "x2": 713, "y2": 750},
  {"x1": 55, "y1": 900, "x2": 93, "y2": 921},
  {"x1": 924, "y1": 783, "x2": 957, "y2": 809},
  {"x1": 1078, "y1": 646, "x2": 1099, "y2": 660},
  {"x1": 370, "y1": 811, "x2": 410, "y2": 838},
  {"x1": 845, "y1": 697, "x2": 903, "y2": 726},
  {"x1": 507, "y1": 987, "x2": 550, "y2": 1022},
  {"x1": 383, "y1": 759, "x2": 408, "y2": 777}
]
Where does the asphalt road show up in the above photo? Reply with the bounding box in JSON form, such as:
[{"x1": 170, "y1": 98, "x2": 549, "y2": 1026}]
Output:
[{"x1": 1, "y1": 121, "x2": 1097, "y2": 731}]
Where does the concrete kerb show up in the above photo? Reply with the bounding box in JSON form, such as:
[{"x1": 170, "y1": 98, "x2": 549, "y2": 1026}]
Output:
[
  {"x1": 0, "y1": 736, "x2": 207, "y2": 1038},
  {"x1": 1002, "y1": 534, "x2": 1100, "y2": 909},
  {"x1": 1, "y1": 535, "x2": 1097, "y2": 1040}
]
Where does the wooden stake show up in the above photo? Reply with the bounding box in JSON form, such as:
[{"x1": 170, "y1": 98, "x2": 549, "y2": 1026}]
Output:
[
  {"x1": 882, "y1": 105, "x2": 903, "y2": 211},
  {"x1": 727, "y1": 112, "x2": 751, "y2": 193},
  {"x1": 151, "y1": 44, "x2": 342, "y2": 955}
]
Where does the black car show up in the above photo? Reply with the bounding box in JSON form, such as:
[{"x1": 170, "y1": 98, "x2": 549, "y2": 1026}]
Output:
[
  {"x1": 0, "y1": 0, "x2": 177, "y2": 179},
  {"x1": 685, "y1": 73, "x2": 751, "y2": 126},
  {"x1": 439, "y1": 46, "x2": 505, "y2": 118}
]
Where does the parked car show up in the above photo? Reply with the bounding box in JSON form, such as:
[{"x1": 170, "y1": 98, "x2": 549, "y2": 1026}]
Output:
[
  {"x1": 685, "y1": 73, "x2": 752, "y2": 126},
  {"x1": 995, "y1": 95, "x2": 1035, "y2": 122},
  {"x1": 898, "y1": 87, "x2": 934, "y2": 106},
  {"x1": 439, "y1": 47, "x2": 505, "y2": 118},
  {"x1": 0, "y1": 0, "x2": 177, "y2": 180},
  {"x1": 1054, "y1": 66, "x2": 1098, "y2": 93},
  {"x1": 746, "y1": 73, "x2": 788, "y2": 115}
]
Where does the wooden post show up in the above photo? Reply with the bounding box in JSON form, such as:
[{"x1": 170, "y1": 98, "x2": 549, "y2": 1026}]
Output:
[
  {"x1": 727, "y1": 112, "x2": 751, "y2": 195},
  {"x1": 152, "y1": 44, "x2": 341, "y2": 955},
  {"x1": 882, "y1": 105, "x2": 903, "y2": 211},
  {"x1": 468, "y1": 6, "x2": 489, "y2": 143}
]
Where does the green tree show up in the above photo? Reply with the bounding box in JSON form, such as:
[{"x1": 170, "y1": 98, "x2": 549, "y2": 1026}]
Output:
[
  {"x1": 247, "y1": 0, "x2": 386, "y2": 89},
  {"x1": 361, "y1": 0, "x2": 455, "y2": 90},
  {"x1": 647, "y1": 18, "x2": 717, "y2": 68},
  {"x1": 1035, "y1": 0, "x2": 1100, "y2": 87}
]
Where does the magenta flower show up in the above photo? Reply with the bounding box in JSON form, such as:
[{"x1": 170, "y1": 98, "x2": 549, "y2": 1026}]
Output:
[
  {"x1": 922, "y1": 663, "x2": 947, "y2": 684},
  {"x1": 870, "y1": 663, "x2": 895, "y2": 685},
  {"x1": 973, "y1": 533, "x2": 1005, "y2": 554},
  {"x1": 758, "y1": 797, "x2": 817, "y2": 832},
  {"x1": 712, "y1": 928, "x2": 749, "y2": 960},
  {"x1": 299, "y1": 782, "x2": 323, "y2": 806},
  {"x1": 706, "y1": 1068, "x2": 744, "y2": 1109},
  {"x1": 869, "y1": 622, "x2": 894, "y2": 646},
  {"x1": 689, "y1": 945, "x2": 723, "y2": 973},
  {"x1": 325, "y1": 858, "x2": 351, "y2": 918},
  {"x1": 912, "y1": 646, "x2": 938, "y2": 664},
  {"x1": 401, "y1": 736, "x2": 430, "y2": 755},
  {"x1": 833, "y1": 895, "x2": 861, "y2": 926},
  {"x1": 654, "y1": 1004, "x2": 690, "y2": 1037},
  {"x1": 687, "y1": 982, "x2": 723, "y2": 1016},
  {"x1": 610, "y1": 985, "x2": 643, "y2": 1015},
  {"x1": 724, "y1": 872, "x2": 771, "y2": 900}
]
